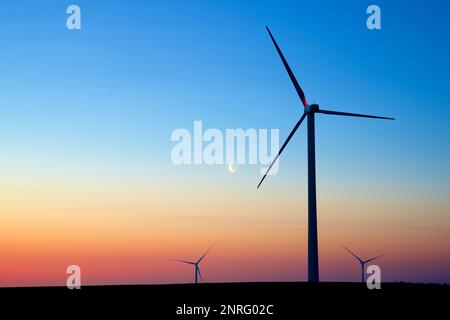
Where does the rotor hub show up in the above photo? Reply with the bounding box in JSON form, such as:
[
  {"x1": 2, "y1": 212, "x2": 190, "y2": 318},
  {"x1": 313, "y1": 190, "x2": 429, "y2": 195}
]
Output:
[{"x1": 306, "y1": 104, "x2": 319, "y2": 114}]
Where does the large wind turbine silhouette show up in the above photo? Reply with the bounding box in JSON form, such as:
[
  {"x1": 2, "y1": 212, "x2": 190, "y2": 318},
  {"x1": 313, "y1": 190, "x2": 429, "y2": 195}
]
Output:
[
  {"x1": 172, "y1": 246, "x2": 213, "y2": 284},
  {"x1": 342, "y1": 245, "x2": 388, "y2": 283},
  {"x1": 257, "y1": 26, "x2": 395, "y2": 282}
]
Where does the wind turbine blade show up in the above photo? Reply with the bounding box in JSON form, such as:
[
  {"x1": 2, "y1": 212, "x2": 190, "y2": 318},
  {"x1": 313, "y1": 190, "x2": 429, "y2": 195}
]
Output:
[
  {"x1": 171, "y1": 259, "x2": 196, "y2": 265},
  {"x1": 266, "y1": 26, "x2": 308, "y2": 107},
  {"x1": 257, "y1": 113, "x2": 306, "y2": 188},
  {"x1": 197, "y1": 266, "x2": 204, "y2": 283},
  {"x1": 364, "y1": 253, "x2": 388, "y2": 264},
  {"x1": 197, "y1": 245, "x2": 214, "y2": 264},
  {"x1": 317, "y1": 109, "x2": 395, "y2": 120},
  {"x1": 341, "y1": 244, "x2": 363, "y2": 263}
]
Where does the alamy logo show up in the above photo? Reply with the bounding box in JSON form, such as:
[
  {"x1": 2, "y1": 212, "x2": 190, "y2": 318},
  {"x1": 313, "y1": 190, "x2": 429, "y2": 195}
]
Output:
[
  {"x1": 66, "y1": 265, "x2": 81, "y2": 289},
  {"x1": 366, "y1": 5, "x2": 381, "y2": 30},
  {"x1": 366, "y1": 265, "x2": 382, "y2": 289},
  {"x1": 66, "y1": 5, "x2": 81, "y2": 30},
  {"x1": 171, "y1": 121, "x2": 280, "y2": 175}
]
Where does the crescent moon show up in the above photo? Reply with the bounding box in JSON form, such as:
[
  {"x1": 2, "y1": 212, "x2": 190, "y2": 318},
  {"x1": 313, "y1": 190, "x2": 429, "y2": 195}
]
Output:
[{"x1": 228, "y1": 163, "x2": 237, "y2": 173}]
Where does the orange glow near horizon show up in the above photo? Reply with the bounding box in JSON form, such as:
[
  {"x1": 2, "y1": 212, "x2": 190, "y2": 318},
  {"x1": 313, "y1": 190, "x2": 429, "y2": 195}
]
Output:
[{"x1": 1, "y1": 172, "x2": 449, "y2": 287}]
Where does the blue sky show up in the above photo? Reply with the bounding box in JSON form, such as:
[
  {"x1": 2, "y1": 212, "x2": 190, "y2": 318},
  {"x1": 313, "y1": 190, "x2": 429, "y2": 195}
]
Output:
[{"x1": 0, "y1": 0, "x2": 449, "y2": 197}]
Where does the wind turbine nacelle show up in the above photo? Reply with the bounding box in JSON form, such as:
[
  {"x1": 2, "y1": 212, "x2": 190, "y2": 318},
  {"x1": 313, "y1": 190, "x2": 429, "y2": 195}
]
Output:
[{"x1": 306, "y1": 104, "x2": 319, "y2": 113}]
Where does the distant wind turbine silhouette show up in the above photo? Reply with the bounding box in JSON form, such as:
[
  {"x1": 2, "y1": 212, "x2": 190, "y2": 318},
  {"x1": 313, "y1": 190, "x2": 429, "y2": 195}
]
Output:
[
  {"x1": 257, "y1": 26, "x2": 395, "y2": 282},
  {"x1": 172, "y1": 246, "x2": 213, "y2": 284},
  {"x1": 342, "y1": 245, "x2": 388, "y2": 283}
]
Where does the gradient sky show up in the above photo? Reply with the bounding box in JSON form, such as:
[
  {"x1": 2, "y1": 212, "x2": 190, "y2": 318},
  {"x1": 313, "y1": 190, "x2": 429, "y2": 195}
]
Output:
[{"x1": 0, "y1": 0, "x2": 449, "y2": 286}]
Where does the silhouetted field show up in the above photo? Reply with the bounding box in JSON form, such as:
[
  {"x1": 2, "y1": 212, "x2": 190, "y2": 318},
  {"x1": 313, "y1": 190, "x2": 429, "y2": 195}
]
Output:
[{"x1": 1, "y1": 282, "x2": 447, "y2": 318}]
